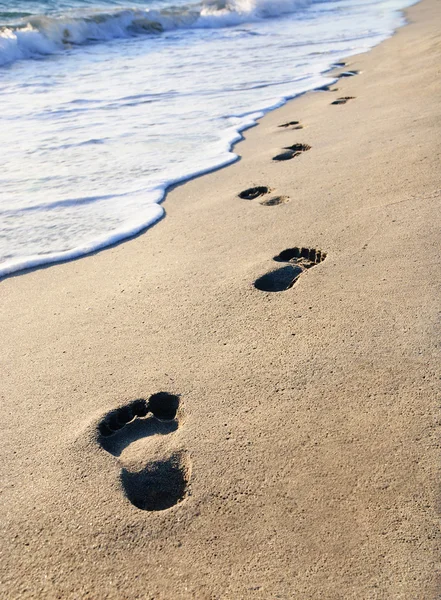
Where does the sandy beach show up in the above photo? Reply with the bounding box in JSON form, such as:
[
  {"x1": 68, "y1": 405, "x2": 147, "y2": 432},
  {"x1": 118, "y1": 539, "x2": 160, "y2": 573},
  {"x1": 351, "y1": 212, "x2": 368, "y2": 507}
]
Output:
[{"x1": 1, "y1": 0, "x2": 440, "y2": 596}]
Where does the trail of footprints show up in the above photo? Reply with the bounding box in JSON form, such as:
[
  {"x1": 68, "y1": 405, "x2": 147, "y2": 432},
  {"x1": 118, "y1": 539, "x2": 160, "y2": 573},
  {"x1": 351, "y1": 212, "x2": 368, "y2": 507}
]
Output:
[
  {"x1": 331, "y1": 65, "x2": 358, "y2": 104},
  {"x1": 98, "y1": 393, "x2": 190, "y2": 511},
  {"x1": 96, "y1": 66, "x2": 360, "y2": 512}
]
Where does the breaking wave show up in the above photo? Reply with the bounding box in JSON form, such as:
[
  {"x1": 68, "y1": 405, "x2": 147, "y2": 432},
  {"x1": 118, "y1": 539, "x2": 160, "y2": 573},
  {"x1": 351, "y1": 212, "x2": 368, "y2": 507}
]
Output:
[{"x1": 0, "y1": 0, "x2": 312, "y2": 66}]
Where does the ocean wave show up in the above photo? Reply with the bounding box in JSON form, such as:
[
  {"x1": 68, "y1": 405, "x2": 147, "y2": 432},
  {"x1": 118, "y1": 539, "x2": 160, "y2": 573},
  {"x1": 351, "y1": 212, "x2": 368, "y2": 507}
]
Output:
[{"x1": 0, "y1": 0, "x2": 312, "y2": 66}]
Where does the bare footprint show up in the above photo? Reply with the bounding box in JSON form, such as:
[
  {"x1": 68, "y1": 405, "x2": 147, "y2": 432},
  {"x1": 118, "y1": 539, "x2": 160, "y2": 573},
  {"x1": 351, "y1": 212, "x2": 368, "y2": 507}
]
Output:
[
  {"x1": 331, "y1": 96, "x2": 355, "y2": 105},
  {"x1": 278, "y1": 120, "x2": 303, "y2": 130},
  {"x1": 238, "y1": 186, "x2": 270, "y2": 200},
  {"x1": 338, "y1": 70, "x2": 360, "y2": 78},
  {"x1": 254, "y1": 246, "x2": 327, "y2": 292},
  {"x1": 259, "y1": 195, "x2": 289, "y2": 206},
  {"x1": 317, "y1": 84, "x2": 339, "y2": 92},
  {"x1": 273, "y1": 143, "x2": 311, "y2": 162},
  {"x1": 98, "y1": 393, "x2": 191, "y2": 511},
  {"x1": 238, "y1": 186, "x2": 289, "y2": 206}
]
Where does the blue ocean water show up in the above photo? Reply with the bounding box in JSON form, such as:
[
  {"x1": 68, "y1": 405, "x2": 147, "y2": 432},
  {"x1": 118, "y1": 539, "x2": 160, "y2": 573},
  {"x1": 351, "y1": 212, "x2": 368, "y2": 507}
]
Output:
[{"x1": 0, "y1": 0, "x2": 416, "y2": 276}]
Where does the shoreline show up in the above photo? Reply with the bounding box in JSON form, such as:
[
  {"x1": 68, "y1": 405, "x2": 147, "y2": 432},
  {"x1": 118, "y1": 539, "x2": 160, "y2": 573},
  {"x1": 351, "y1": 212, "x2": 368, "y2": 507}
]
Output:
[
  {"x1": 0, "y1": 5, "x2": 411, "y2": 280},
  {"x1": 1, "y1": 0, "x2": 440, "y2": 597}
]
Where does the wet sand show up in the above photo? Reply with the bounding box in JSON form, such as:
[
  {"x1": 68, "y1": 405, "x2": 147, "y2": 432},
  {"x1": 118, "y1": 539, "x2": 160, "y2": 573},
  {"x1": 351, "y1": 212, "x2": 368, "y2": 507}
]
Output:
[{"x1": 1, "y1": 0, "x2": 440, "y2": 597}]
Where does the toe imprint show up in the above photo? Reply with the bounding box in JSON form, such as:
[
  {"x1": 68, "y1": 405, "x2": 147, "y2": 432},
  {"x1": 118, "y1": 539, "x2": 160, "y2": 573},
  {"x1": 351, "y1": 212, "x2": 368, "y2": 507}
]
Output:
[
  {"x1": 273, "y1": 247, "x2": 326, "y2": 265},
  {"x1": 273, "y1": 143, "x2": 311, "y2": 162},
  {"x1": 331, "y1": 96, "x2": 355, "y2": 105},
  {"x1": 98, "y1": 392, "x2": 190, "y2": 511},
  {"x1": 149, "y1": 391, "x2": 180, "y2": 420},
  {"x1": 284, "y1": 143, "x2": 311, "y2": 152},
  {"x1": 238, "y1": 186, "x2": 270, "y2": 200},
  {"x1": 238, "y1": 186, "x2": 288, "y2": 206},
  {"x1": 254, "y1": 246, "x2": 327, "y2": 292}
]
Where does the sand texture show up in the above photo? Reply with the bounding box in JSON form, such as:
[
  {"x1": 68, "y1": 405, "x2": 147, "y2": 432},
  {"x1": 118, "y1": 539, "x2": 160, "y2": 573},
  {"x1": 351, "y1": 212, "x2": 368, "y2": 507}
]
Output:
[{"x1": 1, "y1": 0, "x2": 440, "y2": 597}]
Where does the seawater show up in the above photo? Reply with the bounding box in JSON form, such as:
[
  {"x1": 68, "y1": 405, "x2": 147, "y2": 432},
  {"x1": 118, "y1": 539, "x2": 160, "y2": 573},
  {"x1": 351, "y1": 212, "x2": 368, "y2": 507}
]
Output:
[{"x1": 0, "y1": 0, "x2": 416, "y2": 277}]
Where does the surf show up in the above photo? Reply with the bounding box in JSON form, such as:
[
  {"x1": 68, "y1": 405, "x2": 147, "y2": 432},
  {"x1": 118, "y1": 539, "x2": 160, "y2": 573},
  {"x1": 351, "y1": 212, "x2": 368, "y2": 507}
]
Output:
[{"x1": 0, "y1": 0, "x2": 313, "y2": 67}]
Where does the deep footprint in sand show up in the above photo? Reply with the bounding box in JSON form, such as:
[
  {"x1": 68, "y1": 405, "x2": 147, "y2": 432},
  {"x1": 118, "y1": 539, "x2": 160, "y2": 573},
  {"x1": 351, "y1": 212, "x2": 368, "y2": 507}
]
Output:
[
  {"x1": 273, "y1": 143, "x2": 311, "y2": 162},
  {"x1": 254, "y1": 246, "x2": 327, "y2": 292},
  {"x1": 331, "y1": 96, "x2": 355, "y2": 105},
  {"x1": 238, "y1": 186, "x2": 289, "y2": 206},
  {"x1": 98, "y1": 393, "x2": 191, "y2": 511},
  {"x1": 238, "y1": 186, "x2": 271, "y2": 200}
]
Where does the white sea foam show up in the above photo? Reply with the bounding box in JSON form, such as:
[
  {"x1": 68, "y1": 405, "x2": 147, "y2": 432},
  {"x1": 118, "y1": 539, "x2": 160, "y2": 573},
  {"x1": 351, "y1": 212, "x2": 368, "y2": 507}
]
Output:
[
  {"x1": 0, "y1": 203, "x2": 164, "y2": 279},
  {"x1": 0, "y1": 0, "x2": 417, "y2": 277}
]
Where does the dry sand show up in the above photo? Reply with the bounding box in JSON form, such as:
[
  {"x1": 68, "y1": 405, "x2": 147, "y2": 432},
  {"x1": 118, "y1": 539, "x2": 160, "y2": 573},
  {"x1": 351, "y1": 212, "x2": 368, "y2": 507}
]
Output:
[{"x1": 1, "y1": 0, "x2": 440, "y2": 597}]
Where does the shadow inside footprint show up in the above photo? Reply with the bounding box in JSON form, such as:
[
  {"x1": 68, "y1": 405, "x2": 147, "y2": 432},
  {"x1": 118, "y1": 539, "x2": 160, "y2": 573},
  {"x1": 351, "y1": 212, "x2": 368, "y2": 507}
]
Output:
[
  {"x1": 238, "y1": 186, "x2": 269, "y2": 200},
  {"x1": 278, "y1": 121, "x2": 303, "y2": 129},
  {"x1": 273, "y1": 143, "x2": 311, "y2": 162},
  {"x1": 255, "y1": 246, "x2": 327, "y2": 292},
  {"x1": 97, "y1": 393, "x2": 189, "y2": 511},
  {"x1": 255, "y1": 265, "x2": 303, "y2": 292},
  {"x1": 121, "y1": 451, "x2": 190, "y2": 511},
  {"x1": 273, "y1": 150, "x2": 299, "y2": 161},
  {"x1": 100, "y1": 417, "x2": 178, "y2": 457}
]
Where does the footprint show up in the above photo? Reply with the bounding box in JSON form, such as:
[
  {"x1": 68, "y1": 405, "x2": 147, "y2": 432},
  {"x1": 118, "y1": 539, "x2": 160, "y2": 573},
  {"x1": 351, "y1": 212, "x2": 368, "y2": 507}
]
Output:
[
  {"x1": 238, "y1": 186, "x2": 289, "y2": 206},
  {"x1": 278, "y1": 120, "x2": 303, "y2": 129},
  {"x1": 284, "y1": 143, "x2": 311, "y2": 153},
  {"x1": 273, "y1": 143, "x2": 311, "y2": 162},
  {"x1": 97, "y1": 393, "x2": 191, "y2": 511},
  {"x1": 338, "y1": 70, "x2": 360, "y2": 78},
  {"x1": 238, "y1": 186, "x2": 270, "y2": 200},
  {"x1": 331, "y1": 96, "x2": 355, "y2": 105},
  {"x1": 317, "y1": 84, "x2": 339, "y2": 92},
  {"x1": 259, "y1": 195, "x2": 289, "y2": 206},
  {"x1": 254, "y1": 246, "x2": 327, "y2": 292}
]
